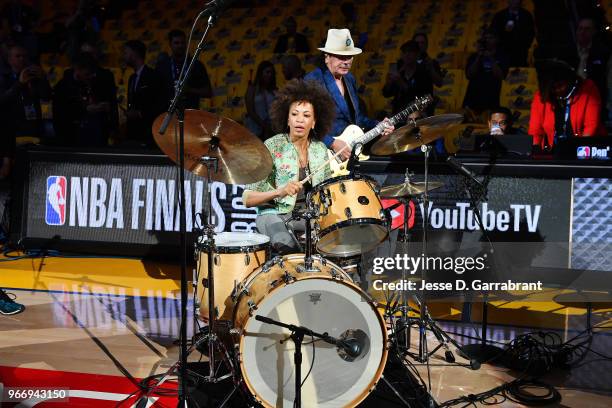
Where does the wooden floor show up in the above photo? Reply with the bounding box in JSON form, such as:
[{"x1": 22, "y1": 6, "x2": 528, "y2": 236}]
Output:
[{"x1": 1, "y1": 254, "x2": 611, "y2": 407}]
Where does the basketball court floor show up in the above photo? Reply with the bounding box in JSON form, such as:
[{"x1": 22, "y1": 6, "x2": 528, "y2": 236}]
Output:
[{"x1": 1, "y1": 254, "x2": 611, "y2": 407}]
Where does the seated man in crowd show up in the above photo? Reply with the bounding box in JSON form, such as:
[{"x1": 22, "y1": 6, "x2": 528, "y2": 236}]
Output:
[{"x1": 529, "y1": 59, "x2": 605, "y2": 153}]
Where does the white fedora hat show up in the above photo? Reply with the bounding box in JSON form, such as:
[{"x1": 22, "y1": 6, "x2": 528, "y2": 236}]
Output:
[{"x1": 318, "y1": 28, "x2": 362, "y2": 56}]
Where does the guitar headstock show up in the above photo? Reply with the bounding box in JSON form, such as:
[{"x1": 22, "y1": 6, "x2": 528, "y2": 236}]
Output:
[{"x1": 414, "y1": 94, "x2": 434, "y2": 110}]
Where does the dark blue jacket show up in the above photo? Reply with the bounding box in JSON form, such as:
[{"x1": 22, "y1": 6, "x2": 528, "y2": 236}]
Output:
[{"x1": 304, "y1": 67, "x2": 377, "y2": 147}]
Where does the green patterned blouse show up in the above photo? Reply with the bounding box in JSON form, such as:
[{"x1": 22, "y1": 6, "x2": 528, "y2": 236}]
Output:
[{"x1": 242, "y1": 133, "x2": 332, "y2": 215}]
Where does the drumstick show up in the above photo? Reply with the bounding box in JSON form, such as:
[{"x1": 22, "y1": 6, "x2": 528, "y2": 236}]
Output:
[{"x1": 299, "y1": 143, "x2": 351, "y2": 185}]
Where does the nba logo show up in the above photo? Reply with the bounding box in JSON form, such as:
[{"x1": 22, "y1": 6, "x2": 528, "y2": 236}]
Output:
[
  {"x1": 46, "y1": 176, "x2": 67, "y2": 225},
  {"x1": 577, "y1": 146, "x2": 591, "y2": 159}
]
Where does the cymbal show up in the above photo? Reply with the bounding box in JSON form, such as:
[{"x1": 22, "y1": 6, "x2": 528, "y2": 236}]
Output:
[
  {"x1": 152, "y1": 109, "x2": 273, "y2": 184},
  {"x1": 370, "y1": 113, "x2": 464, "y2": 156},
  {"x1": 380, "y1": 181, "x2": 444, "y2": 198}
]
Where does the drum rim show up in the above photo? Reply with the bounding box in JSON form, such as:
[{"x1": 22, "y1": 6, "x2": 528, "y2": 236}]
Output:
[
  {"x1": 310, "y1": 173, "x2": 379, "y2": 192},
  {"x1": 235, "y1": 273, "x2": 388, "y2": 408},
  {"x1": 316, "y1": 218, "x2": 389, "y2": 256},
  {"x1": 196, "y1": 232, "x2": 270, "y2": 254}
]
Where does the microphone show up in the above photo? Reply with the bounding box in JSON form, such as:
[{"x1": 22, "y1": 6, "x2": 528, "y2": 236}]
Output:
[
  {"x1": 338, "y1": 338, "x2": 362, "y2": 358},
  {"x1": 337, "y1": 329, "x2": 369, "y2": 362},
  {"x1": 446, "y1": 156, "x2": 483, "y2": 186},
  {"x1": 203, "y1": 0, "x2": 235, "y2": 15}
]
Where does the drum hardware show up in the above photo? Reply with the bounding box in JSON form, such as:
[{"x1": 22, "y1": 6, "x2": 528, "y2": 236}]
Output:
[
  {"x1": 378, "y1": 124, "x2": 468, "y2": 369},
  {"x1": 151, "y1": 8, "x2": 264, "y2": 398},
  {"x1": 254, "y1": 314, "x2": 368, "y2": 408}
]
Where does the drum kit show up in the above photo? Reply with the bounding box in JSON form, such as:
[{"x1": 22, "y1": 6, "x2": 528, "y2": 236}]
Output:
[{"x1": 151, "y1": 107, "x2": 467, "y2": 407}]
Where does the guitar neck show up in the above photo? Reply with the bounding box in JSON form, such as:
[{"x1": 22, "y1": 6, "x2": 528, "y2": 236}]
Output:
[{"x1": 356, "y1": 100, "x2": 427, "y2": 146}]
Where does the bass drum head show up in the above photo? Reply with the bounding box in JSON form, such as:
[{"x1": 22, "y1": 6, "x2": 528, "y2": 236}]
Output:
[
  {"x1": 240, "y1": 277, "x2": 387, "y2": 408},
  {"x1": 317, "y1": 222, "x2": 388, "y2": 258}
]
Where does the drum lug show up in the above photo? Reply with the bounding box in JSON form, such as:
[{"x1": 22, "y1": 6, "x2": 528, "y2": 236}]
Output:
[
  {"x1": 247, "y1": 300, "x2": 258, "y2": 315},
  {"x1": 282, "y1": 271, "x2": 295, "y2": 284},
  {"x1": 214, "y1": 253, "x2": 221, "y2": 266},
  {"x1": 244, "y1": 251, "x2": 250, "y2": 266},
  {"x1": 344, "y1": 207, "x2": 352, "y2": 218},
  {"x1": 339, "y1": 182, "x2": 346, "y2": 194}
]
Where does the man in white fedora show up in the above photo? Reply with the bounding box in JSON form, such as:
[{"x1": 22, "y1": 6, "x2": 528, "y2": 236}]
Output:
[{"x1": 305, "y1": 28, "x2": 393, "y2": 159}]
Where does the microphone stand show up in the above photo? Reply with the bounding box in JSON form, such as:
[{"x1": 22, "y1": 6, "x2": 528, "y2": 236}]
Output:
[
  {"x1": 155, "y1": 11, "x2": 217, "y2": 408},
  {"x1": 254, "y1": 315, "x2": 360, "y2": 408},
  {"x1": 453, "y1": 158, "x2": 505, "y2": 364}
]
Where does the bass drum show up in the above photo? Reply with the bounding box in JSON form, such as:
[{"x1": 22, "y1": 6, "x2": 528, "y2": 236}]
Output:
[{"x1": 234, "y1": 254, "x2": 388, "y2": 408}]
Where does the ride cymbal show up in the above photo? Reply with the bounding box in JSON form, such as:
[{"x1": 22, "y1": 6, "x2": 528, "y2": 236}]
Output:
[
  {"x1": 153, "y1": 109, "x2": 272, "y2": 184},
  {"x1": 371, "y1": 113, "x2": 464, "y2": 156}
]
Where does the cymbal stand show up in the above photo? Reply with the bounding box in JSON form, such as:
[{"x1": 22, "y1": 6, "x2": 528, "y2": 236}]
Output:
[
  {"x1": 393, "y1": 142, "x2": 466, "y2": 365},
  {"x1": 199, "y1": 155, "x2": 223, "y2": 382}
]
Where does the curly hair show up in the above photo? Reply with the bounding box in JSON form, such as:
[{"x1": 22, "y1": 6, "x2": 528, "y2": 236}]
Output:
[{"x1": 269, "y1": 79, "x2": 336, "y2": 140}]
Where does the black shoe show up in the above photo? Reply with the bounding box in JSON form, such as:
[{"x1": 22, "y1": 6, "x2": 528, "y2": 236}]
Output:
[{"x1": 0, "y1": 290, "x2": 25, "y2": 315}]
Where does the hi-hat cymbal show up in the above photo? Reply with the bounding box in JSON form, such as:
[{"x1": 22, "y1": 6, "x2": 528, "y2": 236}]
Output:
[
  {"x1": 380, "y1": 181, "x2": 444, "y2": 198},
  {"x1": 152, "y1": 109, "x2": 273, "y2": 184},
  {"x1": 370, "y1": 113, "x2": 464, "y2": 156}
]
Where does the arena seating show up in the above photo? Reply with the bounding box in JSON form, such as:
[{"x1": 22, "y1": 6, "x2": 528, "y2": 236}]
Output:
[{"x1": 37, "y1": 0, "x2": 538, "y2": 130}]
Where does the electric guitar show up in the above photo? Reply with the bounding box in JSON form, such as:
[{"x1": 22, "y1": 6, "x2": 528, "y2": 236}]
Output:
[{"x1": 328, "y1": 95, "x2": 433, "y2": 175}]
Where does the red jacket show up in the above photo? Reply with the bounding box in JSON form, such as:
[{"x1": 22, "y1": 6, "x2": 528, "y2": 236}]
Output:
[{"x1": 528, "y1": 79, "x2": 606, "y2": 148}]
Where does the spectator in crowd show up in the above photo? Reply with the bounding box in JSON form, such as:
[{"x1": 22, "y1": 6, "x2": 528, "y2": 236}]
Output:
[
  {"x1": 155, "y1": 29, "x2": 212, "y2": 109},
  {"x1": 0, "y1": 44, "x2": 51, "y2": 172},
  {"x1": 274, "y1": 17, "x2": 310, "y2": 54},
  {"x1": 65, "y1": 0, "x2": 105, "y2": 61},
  {"x1": 383, "y1": 41, "x2": 435, "y2": 118},
  {"x1": 572, "y1": 17, "x2": 610, "y2": 115},
  {"x1": 305, "y1": 28, "x2": 393, "y2": 160},
  {"x1": 463, "y1": 30, "x2": 509, "y2": 115},
  {"x1": 413, "y1": 32, "x2": 444, "y2": 88},
  {"x1": 339, "y1": 2, "x2": 367, "y2": 49},
  {"x1": 78, "y1": 40, "x2": 118, "y2": 124},
  {"x1": 488, "y1": 106, "x2": 517, "y2": 135},
  {"x1": 529, "y1": 59, "x2": 605, "y2": 152},
  {"x1": 491, "y1": 0, "x2": 535, "y2": 67},
  {"x1": 123, "y1": 40, "x2": 166, "y2": 146},
  {"x1": 280, "y1": 54, "x2": 305, "y2": 81},
  {"x1": 52, "y1": 53, "x2": 117, "y2": 147},
  {"x1": 245, "y1": 60, "x2": 277, "y2": 141},
  {"x1": 0, "y1": 0, "x2": 39, "y2": 61}
]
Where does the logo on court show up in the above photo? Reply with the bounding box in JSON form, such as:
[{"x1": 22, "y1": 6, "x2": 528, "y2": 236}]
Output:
[{"x1": 46, "y1": 176, "x2": 67, "y2": 225}]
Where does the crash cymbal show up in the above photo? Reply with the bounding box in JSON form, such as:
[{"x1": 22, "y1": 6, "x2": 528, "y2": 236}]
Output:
[
  {"x1": 370, "y1": 113, "x2": 464, "y2": 156},
  {"x1": 380, "y1": 181, "x2": 444, "y2": 198},
  {"x1": 153, "y1": 109, "x2": 272, "y2": 184}
]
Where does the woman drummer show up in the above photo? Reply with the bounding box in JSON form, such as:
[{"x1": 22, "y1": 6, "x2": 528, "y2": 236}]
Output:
[{"x1": 243, "y1": 79, "x2": 336, "y2": 255}]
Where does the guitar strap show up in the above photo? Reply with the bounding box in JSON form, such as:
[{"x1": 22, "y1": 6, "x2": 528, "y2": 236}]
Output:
[{"x1": 342, "y1": 76, "x2": 357, "y2": 124}]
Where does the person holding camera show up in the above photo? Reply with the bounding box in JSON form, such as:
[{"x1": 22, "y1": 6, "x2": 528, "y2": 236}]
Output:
[
  {"x1": 462, "y1": 30, "x2": 509, "y2": 116},
  {"x1": 0, "y1": 44, "x2": 51, "y2": 177}
]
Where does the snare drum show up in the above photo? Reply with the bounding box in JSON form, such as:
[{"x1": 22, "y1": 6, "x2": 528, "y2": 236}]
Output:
[
  {"x1": 197, "y1": 232, "x2": 269, "y2": 321},
  {"x1": 233, "y1": 254, "x2": 388, "y2": 408},
  {"x1": 310, "y1": 175, "x2": 388, "y2": 258}
]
